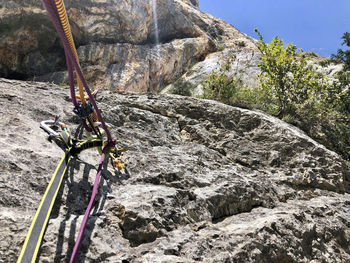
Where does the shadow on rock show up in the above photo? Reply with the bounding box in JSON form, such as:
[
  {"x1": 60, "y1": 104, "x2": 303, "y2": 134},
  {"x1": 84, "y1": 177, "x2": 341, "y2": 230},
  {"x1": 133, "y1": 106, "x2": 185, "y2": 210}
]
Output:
[{"x1": 41, "y1": 153, "x2": 130, "y2": 262}]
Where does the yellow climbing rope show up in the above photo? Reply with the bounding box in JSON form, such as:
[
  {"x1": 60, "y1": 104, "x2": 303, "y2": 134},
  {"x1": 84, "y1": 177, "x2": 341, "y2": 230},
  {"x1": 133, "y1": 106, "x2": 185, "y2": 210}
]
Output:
[{"x1": 54, "y1": 0, "x2": 99, "y2": 125}]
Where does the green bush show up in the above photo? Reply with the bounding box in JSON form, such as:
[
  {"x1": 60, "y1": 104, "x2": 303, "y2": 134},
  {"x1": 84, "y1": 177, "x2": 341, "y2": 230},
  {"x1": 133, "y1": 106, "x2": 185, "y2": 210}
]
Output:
[
  {"x1": 254, "y1": 29, "x2": 349, "y2": 160},
  {"x1": 254, "y1": 29, "x2": 335, "y2": 117},
  {"x1": 322, "y1": 120, "x2": 350, "y2": 160},
  {"x1": 318, "y1": 58, "x2": 334, "y2": 67},
  {"x1": 201, "y1": 30, "x2": 349, "y2": 161},
  {"x1": 330, "y1": 32, "x2": 350, "y2": 114},
  {"x1": 170, "y1": 78, "x2": 195, "y2": 96},
  {"x1": 331, "y1": 32, "x2": 350, "y2": 71},
  {"x1": 202, "y1": 54, "x2": 246, "y2": 104}
]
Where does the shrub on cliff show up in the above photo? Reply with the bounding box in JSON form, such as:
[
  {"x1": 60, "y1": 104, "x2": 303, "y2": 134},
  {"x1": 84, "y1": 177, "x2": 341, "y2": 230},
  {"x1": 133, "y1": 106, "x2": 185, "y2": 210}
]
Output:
[
  {"x1": 254, "y1": 29, "x2": 335, "y2": 118},
  {"x1": 255, "y1": 29, "x2": 349, "y2": 160},
  {"x1": 201, "y1": 54, "x2": 248, "y2": 105},
  {"x1": 201, "y1": 31, "x2": 349, "y2": 160},
  {"x1": 169, "y1": 78, "x2": 195, "y2": 96},
  {"x1": 331, "y1": 32, "x2": 350, "y2": 71},
  {"x1": 331, "y1": 32, "x2": 350, "y2": 114}
]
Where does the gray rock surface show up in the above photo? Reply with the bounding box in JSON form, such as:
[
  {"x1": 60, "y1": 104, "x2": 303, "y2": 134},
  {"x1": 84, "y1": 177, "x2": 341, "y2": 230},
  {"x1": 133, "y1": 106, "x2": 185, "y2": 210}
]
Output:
[
  {"x1": 162, "y1": 49, "x2": 261, "y2": 96},
  {"x1": 1, "y1": 78, "x2": 350, "y2": 262},
  {"x1": 0, "y1": 0, "x2": 256, "y2": 92}
]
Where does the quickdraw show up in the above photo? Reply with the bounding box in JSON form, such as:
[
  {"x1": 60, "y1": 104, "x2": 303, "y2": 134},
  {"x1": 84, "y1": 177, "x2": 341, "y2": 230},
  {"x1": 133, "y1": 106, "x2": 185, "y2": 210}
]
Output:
[{"x1": 17, "y1": 1, "x2": 127, "y2": 262}]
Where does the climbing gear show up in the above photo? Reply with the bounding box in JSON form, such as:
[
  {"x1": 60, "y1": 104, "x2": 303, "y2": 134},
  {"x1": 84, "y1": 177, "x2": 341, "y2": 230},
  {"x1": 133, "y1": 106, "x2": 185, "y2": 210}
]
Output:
[
  {"x1": 110, "y1": 142, "x2": 128, "y2": 172},
  {"x1": 18, "y1": 124, "x2": 125, "y2": 263},
  {"x1": 17, "y1": 1, "x2": 128, "y2": 262},
  {"x1": 73, "y1": 101, "x2": 95, "y2": 119},
  {"x1": 17, "y1": 152, "x2": 72, "y2": 263},
  {"x1": 112, "y1": 156, "x2": 126, "y2": 171},
  {"x1": 43, "y1": 0, "x2": 114, "y2": 144},
  {"x1": 18, "y1": 121, "x2": 106, "y2": 263},
  {"x1": 40, "y1": 119, "x2": 62, "y2": 138}
]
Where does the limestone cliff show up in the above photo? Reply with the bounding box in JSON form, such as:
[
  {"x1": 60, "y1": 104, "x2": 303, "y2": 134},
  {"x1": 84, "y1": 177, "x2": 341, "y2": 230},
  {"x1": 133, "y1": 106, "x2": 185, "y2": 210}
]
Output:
[
  {"x1": 1, "y1": 1, "x2": 350, "y2": 262},
  {"x1": 0, "y1": 0, "x2": 256, "y2": 92},
  {"x1": 1, "y1": 78, "x2": 350, "y2": 262}
]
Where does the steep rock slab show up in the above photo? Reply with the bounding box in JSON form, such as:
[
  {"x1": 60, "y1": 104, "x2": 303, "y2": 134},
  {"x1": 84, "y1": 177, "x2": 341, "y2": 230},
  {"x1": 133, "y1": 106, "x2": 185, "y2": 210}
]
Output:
[
  {"x1": 1, "y1": 0, "x2": 256, "y2": 91},
  {"x1": 0, "y1": 78, "x2": 349, "y2": 262},
  {"x1": 122, "y1": 197, "x2": 350, "y2": 262}
]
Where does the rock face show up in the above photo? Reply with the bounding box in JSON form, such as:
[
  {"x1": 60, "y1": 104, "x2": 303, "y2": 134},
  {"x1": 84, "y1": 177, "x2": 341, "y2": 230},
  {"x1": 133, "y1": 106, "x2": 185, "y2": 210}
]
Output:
[
  {"x1": 162, "y1": 49, "x2": 261, "y2": 96},
  {"x1": 0, "y1": 0, "x2": 257, "y2": 92},
  {"x1": 1, "y1": 78, "x2": 350, "y2": 262}
]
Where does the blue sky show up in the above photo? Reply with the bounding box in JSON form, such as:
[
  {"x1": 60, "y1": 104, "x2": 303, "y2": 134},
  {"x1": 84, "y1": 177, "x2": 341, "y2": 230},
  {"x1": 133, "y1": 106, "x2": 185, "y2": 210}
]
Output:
[{"x1": 199, "y1": 0, "x2": 350, "y2": 57}]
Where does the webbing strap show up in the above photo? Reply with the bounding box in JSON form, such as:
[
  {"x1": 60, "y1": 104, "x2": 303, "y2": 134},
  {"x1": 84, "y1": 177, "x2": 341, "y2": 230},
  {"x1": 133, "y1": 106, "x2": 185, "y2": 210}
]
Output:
[
  {"x1": 17, "y1": 139, "x2": 103, "y2": 263},
  {"x1": 59, "y1": 130, "x2": 72, "y2": 148},
  {"x1": 71, "y1": 138, "x2": 103, "y2": 155},
  {"x1": 17, "y1": 152, "x2": 71, "y2": 263}
]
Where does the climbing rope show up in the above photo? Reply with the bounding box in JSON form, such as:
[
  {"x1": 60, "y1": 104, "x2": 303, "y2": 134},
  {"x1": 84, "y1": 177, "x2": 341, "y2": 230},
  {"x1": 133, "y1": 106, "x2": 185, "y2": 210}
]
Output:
[
  {"x1": 17, "y1": 1, "x2": 127, "y2": 262},
  {"x1": 16, "y1": 121, "x2": 104, "y2": 263},
  {"x1": 54, "y1": 0, "x2": 100, "y2": 132},
  {"x1": 17, "y1": 125, "x2": 126, "y2": 263},
  {"x1": 43, "y1": 0, "x2": 107, "y2": 139}
]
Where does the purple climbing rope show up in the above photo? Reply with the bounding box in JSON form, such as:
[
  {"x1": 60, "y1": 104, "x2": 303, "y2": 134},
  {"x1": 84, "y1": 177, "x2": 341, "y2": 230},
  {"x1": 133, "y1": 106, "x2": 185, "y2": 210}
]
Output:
[
  {"x1": 42, "y1": 0, "x2": 114, "y2": 144},
  {"x1": 42, "y1": 0, "x2": 117, "y2": 261},
  {"x1": 69, "y1": 146, "x2": 108, "y2": 262}
]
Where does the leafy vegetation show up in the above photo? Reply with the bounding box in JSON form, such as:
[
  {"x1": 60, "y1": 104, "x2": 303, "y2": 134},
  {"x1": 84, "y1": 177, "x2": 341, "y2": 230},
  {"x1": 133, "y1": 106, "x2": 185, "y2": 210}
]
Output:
[
  {"x1": 331, "y1": 32, "x2": 350, "y2": 114},
  {"x1": 325, "y1": 33, "x2": 350, "y2": 160},
  {"x1": 169, "y1": 78, "x2": 195, "y2": 96},
  {"x1": 201, "y1": 30, "x2": 350, "y2": 161},
  {"x1": 331, "y1": 32, "x2": 350, "y2": 71},
  {"x1": 213, "y1": 38, "x2": 226, "y2": 52},
  {"x1": 201, "y1": 54, "x2": 248, "y2": 105},
  {"x1": 254, "y1": 29, "x2": 336, "y2": 118}
]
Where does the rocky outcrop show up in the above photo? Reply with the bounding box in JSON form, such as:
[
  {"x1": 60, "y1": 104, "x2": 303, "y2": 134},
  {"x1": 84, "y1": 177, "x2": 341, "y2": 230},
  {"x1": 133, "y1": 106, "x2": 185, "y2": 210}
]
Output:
[
  {"x1": 0, "y1": 6, "x2": 62, "y2": 79},
  {"x1": 38, "y1": 36, "x2": 213, "y2": 93},
  {"x1": 162, "y1": 49, "x2": 261, "y2": 96},
  {"x1": 0, "y1": 0, "x2": 257, "y2": 92},
  {"x1": 1, "y1": 78, "x2": 350, "y2": 262}
]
